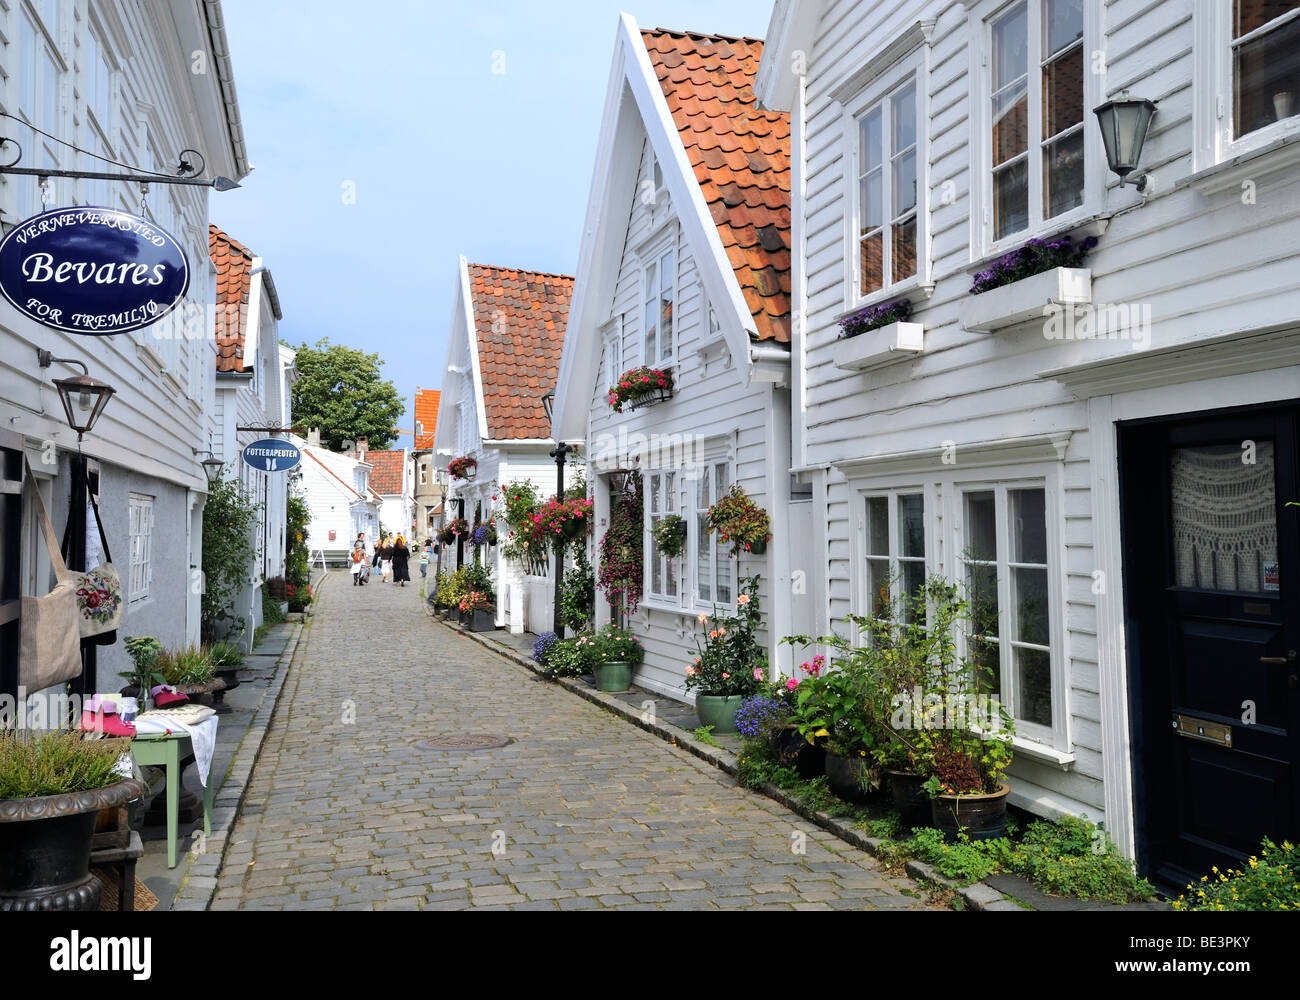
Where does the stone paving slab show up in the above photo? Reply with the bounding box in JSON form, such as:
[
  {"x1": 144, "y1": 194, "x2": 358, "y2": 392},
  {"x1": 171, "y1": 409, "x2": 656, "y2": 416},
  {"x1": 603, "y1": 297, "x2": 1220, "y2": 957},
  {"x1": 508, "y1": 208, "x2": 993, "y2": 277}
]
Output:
[{"x1": 212, "y1": 579, "x2": 927, "y2": 910}]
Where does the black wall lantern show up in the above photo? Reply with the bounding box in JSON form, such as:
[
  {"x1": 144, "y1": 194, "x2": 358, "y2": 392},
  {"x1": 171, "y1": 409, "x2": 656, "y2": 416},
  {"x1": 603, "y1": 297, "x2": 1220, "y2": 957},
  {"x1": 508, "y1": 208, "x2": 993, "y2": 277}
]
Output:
[
  {"x1": 1094, "y1": 92, "x2": 1157, "y2": 192},
  {"x1": 38, "y1": 350, "x2": 114, "y2": 442},
  {"x1": 198, "y1": 451, "x2": 225, "y2": 486}
]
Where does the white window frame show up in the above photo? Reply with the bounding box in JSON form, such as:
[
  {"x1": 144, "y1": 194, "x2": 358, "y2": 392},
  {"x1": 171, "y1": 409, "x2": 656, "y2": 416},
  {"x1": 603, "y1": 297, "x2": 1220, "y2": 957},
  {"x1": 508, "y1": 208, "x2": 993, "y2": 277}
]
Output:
[
  {"x1": 15, "y1": 3, "x2": 67, "y2": 217},
  {"x1": 1193, "y1": 0, "x2": 1300, "y2": 172},
  {"x1": 128, "y1": 493, "x2": 154, "y2": 605},
  {"x1": 643, "y1": 469, "x2": 684, "y2": 609},
  {"x1": 859, "y1": 488, "x2": 928, "y2": 622},
  {"x1": 847, "y1": 458, "x2": 1070, "y2": 756},
  {"x1": 968, "y1": 0, "x2": 1103, "y2": 261},
  {"x1": 842, "y1": 44, "x2": 931, "y2": 310},
  {"x1": 601, "y1": 315, "x2": 623, "y2": 386},
  {"x1": 691, "y1": 455, "x2": 736, "y2": 613},
  {"x1": 640, "y1": 237, "x2": 677, "y2": 370}
]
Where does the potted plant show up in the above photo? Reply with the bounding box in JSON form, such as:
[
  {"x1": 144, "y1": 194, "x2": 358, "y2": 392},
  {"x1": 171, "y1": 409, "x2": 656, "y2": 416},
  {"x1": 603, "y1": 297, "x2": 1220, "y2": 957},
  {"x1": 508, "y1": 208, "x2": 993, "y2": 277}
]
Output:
[
  {"x1": 684, "y1": 576, "x2": 766, "y2": 733},
  {"x1": 472, "y1": 523, "x2": 498, "y2": 548},
  {"x1": 651, "y1": 513, "x2": 689, "y2": 559},
  {"x1": 119, "y1": 635, "x2": 165, "y2": 709},
  {"x1": 448, "y1": 456, "x2": 477, "y2": 481},
  {"x1": 448, "y1": 517, "x2": 469, "y2": 538},
  {"x1": 788, "y1": 657, "x2": 881, "y2": 804},
  {"x1": 155, "y1": 643, "x2": 218, "y2": 697},
  {"x1": 735, "y1": 681, "x2": 826, "y2": 780},
  {"x1": 607, "y1": 365, "x2": 674, "y2": 413},
  {"x1": 437, "y1": 525, "x2": 456, "y2": 547},
  {"x1": 706, "y1": 484, "x2": 771, "y2": 556},
  {"x1": 587, "y1": 624, "x2": 644, "y2": 692},
  {"x1": 206, "y1": 640, "x2": 245, "y2": 697},
  {"x1": 458, "y1": 590, "x2": 495, "y2": 631},
  {"x1": 0, "y1": 729, "x2": 146, "y2": 911}
]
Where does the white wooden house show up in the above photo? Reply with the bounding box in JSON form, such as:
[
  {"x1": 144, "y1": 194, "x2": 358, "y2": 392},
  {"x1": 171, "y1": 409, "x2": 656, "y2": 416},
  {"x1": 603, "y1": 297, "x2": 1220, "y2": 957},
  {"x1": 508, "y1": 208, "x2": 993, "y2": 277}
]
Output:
[
  {"x1": 756, "y1": 0, "x2": 1300, "y2": 885},
  {"x1": 0, "y1": 0, "x2": 248, "y2": 696},
  {"x1": 292, "y1": 432, "x2": 381, "y2": 566},
  {"x1": 433, "y1": 257, "x2": 575, "y2": 631},
  {"x1": 551, "y1": 17, "x2": 813, "y2": 701},
  {"x1": 209, "y1": 225, "x2": 296, "y2": 647}
]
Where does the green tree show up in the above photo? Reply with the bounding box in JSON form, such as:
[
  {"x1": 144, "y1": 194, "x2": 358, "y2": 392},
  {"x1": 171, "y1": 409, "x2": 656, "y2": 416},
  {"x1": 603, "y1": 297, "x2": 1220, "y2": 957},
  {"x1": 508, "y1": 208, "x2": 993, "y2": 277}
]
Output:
[
  {"x1": 201, "y1": 476, "x2": 259, "y2": 642},
  {"x1": 290, "y1": 338, "x2": 405, "y2": 451}
]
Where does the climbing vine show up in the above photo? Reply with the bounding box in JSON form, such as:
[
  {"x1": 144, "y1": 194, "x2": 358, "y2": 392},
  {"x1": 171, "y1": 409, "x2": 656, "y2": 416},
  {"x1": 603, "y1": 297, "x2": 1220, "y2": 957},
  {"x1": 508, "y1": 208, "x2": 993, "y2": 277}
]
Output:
[
  {"x1": 598, "y1": 471, "x2": 644, "y2": 616},
  {"x1": 201, "y1": 475, "x2": 260, "y2": 642}
]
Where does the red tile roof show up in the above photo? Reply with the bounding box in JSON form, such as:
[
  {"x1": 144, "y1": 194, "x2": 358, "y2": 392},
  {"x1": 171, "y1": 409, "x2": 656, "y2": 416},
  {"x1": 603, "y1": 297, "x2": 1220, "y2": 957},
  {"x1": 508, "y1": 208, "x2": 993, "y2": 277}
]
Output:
[
  {"x1": 466, "y1": 263, "x2": 574, "y2": 441},
  {"x1": 414, "y1": 389, "x2": 440, "y2": 449},
  {"x1": 367, "y1": 450, "x2": 406, "y2": 496},
  {"x1": 641, "y1": 29, "x2": 792, "y2": 344},
  {"x1": 209, "y1": 224, "x2": 254, "y2": 372}
]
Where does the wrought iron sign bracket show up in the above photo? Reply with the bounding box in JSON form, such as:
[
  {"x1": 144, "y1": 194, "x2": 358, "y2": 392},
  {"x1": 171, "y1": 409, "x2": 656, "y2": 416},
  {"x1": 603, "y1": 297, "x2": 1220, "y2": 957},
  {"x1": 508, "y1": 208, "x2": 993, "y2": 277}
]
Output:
[{"x1": 0, "y1": 137, "x2": 240, "y2": 191}]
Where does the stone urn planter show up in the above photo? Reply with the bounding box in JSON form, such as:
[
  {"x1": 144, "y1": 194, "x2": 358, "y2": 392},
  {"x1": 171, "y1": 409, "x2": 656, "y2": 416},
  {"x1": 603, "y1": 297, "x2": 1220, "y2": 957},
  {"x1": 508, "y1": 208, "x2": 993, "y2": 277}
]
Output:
[
  {"x1": 929, "y1": 783, "x2": 1011, "y2": 841},
  {"x1": 593, "y1": 660, "x2": 634, "y2": 693},
  {"x1": 0, "y1": 778, "x2": 146, "y2": 911},
  {"x1": 694, "y1": 694, "x2": 745, "y2": 734},
  {"x1": 824, "y1": 750, "x2": 879, "y2": 804}
]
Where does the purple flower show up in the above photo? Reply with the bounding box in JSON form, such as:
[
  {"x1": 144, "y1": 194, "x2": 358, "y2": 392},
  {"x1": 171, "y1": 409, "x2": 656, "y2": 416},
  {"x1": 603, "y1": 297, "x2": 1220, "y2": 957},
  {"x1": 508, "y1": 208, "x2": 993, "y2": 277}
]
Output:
[{"x1": 838, "y1": 297, "x2": 912, "y2": 340}]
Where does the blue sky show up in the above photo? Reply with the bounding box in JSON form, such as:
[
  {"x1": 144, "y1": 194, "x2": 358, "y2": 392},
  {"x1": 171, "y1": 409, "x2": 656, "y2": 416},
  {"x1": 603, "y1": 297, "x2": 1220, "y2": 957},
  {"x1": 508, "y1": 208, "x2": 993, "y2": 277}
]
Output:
[{"x1": 213, "y1": 1, "x2": 774, "y2": 449}]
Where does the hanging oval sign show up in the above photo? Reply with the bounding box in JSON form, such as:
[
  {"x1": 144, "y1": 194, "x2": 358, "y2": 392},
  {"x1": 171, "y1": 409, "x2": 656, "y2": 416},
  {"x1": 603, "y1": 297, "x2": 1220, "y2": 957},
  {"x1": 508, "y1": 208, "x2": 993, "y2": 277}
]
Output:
[
  {"x1": 0, "y1": 206, "x2": 190, "y2": 336},
  {"x1": 242, "y1": 439, "x2": 302, "y2": 473}
]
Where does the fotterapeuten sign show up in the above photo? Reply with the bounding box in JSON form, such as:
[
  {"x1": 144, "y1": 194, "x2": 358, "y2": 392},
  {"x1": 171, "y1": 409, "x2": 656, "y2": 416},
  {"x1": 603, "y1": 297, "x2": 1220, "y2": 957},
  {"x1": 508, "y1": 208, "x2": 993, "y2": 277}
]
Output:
[
  {"x1": 242, "y1": 439, "x2": 302, "y2": 473},
  {"x1": 0, "y1": 206, "x2": 190, "y2": 335}
]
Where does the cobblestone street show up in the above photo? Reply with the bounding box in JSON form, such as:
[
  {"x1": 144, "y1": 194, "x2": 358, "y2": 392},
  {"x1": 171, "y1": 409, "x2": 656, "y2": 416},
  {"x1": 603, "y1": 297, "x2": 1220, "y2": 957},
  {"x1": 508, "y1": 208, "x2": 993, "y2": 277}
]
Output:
[{"x1": 209, "y1": 574, "x2": 926, "y2": 910}]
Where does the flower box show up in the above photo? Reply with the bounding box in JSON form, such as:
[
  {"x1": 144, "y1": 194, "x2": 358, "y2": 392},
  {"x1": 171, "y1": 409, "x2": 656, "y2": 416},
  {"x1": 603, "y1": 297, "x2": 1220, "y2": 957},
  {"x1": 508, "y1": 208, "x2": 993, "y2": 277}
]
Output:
[
  {"x1": 959, "y1": 267, "x2": 1092, "y2": 334},
  {"x1": 465, "y1": 609, "x2": 496, "y2": 632},
  {"x1": 625, "y1": 387, "x2": 672, "y2": 411},
  {"x1": 832, "y1": 321, "x2": 925, "y2": 373}
]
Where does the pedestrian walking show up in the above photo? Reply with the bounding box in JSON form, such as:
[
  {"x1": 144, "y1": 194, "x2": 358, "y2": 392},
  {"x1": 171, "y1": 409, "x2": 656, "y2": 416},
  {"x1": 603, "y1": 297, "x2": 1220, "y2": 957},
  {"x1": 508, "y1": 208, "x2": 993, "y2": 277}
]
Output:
[
  {"x1": 350, "y1": 541, "x2": 366, "y2": 585},
  {"x1": 392, "y1": 535, "x2": 411, "y2": 587},
  {"x1": 356, "y1": 532, "x2": 372, "y2": 585},
  {"x1": 376, "y1": 534, "x2": 393, "y2": 583},
  {"x1": 419, "y1": 539, "x2": 431, "y2": 579}
]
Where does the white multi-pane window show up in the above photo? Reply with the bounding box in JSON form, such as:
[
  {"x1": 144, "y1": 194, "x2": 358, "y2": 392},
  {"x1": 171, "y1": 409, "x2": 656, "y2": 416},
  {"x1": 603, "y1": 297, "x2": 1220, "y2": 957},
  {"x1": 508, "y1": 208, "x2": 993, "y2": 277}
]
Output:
[
  {"x1": 602, "y1": 316, "x2": 623, "y2": 384},
  {"x1": 863, "y1": 491, "x2": 926, "y2": 622},
  {"x1": 1231, "y1": 1, "x2": 1300, "y2": 140},
  {"x1": 961, "y1": 485, "x2": 1052, "y2": 735},
  {"x1": 80, "y1": 24, "x2": 117, "y2": 209},
  {"x1": 642, "y1": 247, "x2": 675, "y2": 367},
  {"x1": 15, "y1": 5, "x2": 64, "y2": 216},
  {"x1": 854, "y1": 80, "x2": 918, "y2": 297},
  {"x1": 645, "y1": 470, "x2": 679, "y2": 604},
  {"x1": 128, "y1": 494, "x2": 154, "y2": 604},
  {"x1": 694, "y1": 461, "x2": 733, "y2": 608},
  {"x1": 986, "y1": 0, "x2": 1086, "y2": 242}
]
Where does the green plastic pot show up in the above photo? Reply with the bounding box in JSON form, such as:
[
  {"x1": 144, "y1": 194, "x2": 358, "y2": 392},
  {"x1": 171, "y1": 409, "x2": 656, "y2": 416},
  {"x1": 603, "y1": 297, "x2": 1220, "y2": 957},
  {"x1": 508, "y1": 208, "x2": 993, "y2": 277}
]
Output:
[
  {"x1": 694, "y1": 694, "x2": 746, "y2": 734},
  {"x1": 593, "y1": 661, "x2": 634, "y2": 692}
]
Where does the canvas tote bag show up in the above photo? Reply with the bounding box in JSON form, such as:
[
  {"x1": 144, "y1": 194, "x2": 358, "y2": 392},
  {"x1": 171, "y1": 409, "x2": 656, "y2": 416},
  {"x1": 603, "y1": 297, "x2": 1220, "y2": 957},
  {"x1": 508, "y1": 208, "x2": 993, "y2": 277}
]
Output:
[
  {"x1": 69, "y1": 491, "x2": 123, "y2": 642},
  {"x1": 19, "y1": 460, "x2": 84, "y2": 691}
]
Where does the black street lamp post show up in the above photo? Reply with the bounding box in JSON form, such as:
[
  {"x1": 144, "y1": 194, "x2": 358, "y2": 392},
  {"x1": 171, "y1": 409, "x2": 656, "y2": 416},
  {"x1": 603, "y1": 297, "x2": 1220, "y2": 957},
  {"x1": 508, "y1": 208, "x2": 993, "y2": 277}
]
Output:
[
  {"x1": 456, "y1": 497, "x2": 465, "y2": 570},
  {"x1": 38, "y1": 351, "x2": 115, "y2": 701},
  {"x1": 542, "y1": 390, "x2": 572, "y2": 639}
]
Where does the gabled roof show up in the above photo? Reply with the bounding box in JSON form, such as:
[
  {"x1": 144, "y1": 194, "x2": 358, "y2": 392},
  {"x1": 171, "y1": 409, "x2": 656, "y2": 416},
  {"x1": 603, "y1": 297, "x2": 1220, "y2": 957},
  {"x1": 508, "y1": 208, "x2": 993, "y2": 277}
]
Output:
[
  {"x1": 642, "y1": 29, "x2": 791, "y2": 343},
  {"x1": 367, "y1": 449, "x2": 406, "y2": 496},
  {"x1": 414, "y1": 389, "x2": 440, "y2": 449},
  {"x1": 466, "y1": 263, "x2": 574, "y2": 441},
  {"x1": 209, "y1": 224, "x2": 253, "y2": 373}
]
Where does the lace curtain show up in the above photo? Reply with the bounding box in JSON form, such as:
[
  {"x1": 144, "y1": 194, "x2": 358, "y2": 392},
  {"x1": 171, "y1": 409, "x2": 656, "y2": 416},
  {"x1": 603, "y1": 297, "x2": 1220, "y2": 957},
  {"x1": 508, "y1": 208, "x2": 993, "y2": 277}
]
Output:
[{"x1": 1171, "y1": 443, "x2": 1277, "y2": 593}]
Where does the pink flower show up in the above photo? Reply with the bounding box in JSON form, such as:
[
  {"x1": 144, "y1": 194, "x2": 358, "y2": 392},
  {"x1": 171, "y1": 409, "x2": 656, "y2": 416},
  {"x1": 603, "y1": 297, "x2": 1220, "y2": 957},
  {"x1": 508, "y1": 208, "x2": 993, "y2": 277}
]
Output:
[
  {"x1": 753, "y1": 668, "x2": 763, "y2": 680},
  {"x1": 718, "y1": 627, "x2": 726, "y2": 636},
  {"x1": 721, "y1": 673, "x2": 729, "y2": 680},
  {"x1": 685, "y1": 666, "x2": 695, "y2": 676},
  {"x1": 709, "y1": 630, "x2": 718, "y2": 640},
  {"x1": 786, "y1": 678, "x2": 799, "y2": 691},
  {"x1": 737, "y1": 594, "x2": 750, "y2": 606}
]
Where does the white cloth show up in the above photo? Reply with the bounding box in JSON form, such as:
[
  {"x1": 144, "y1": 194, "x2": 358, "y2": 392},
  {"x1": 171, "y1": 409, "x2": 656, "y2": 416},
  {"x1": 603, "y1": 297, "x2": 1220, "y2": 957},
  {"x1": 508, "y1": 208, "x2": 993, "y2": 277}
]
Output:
[{"x1": 134, "y1": 713, "x2": 218, "y2": 787}]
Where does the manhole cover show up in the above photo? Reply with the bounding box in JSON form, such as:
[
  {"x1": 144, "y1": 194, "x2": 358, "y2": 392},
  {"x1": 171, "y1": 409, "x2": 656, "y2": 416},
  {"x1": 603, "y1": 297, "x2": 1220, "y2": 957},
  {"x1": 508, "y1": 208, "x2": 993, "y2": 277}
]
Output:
[{"x1": 414, "y1": 734, "x2": 514, "y2": 751}]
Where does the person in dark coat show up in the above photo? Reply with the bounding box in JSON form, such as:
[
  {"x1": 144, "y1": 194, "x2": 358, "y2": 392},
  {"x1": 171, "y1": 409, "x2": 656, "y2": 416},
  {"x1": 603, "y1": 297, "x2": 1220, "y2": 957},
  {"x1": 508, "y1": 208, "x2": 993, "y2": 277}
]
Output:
[{"x1": 391, "y1": 535, "x2": 411, "y2": 587}]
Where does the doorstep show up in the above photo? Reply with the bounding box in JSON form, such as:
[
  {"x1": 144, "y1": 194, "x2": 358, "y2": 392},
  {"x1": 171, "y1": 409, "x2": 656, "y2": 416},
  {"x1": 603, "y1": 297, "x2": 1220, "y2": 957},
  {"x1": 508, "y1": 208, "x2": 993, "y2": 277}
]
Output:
[{"x1": 448, "y1": 615, "x2": 1171, "y2": 914}]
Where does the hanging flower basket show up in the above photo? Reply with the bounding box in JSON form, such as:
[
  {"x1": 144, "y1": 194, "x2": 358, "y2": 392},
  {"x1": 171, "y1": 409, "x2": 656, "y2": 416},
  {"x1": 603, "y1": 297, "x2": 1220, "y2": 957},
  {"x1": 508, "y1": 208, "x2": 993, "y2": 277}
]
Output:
[
  {"x1": 707, "y1": 484, "x2": 771, "y2": 557},
  {"x1": 651, "y1": 513, "x2": 689, "y2": 559},
  {"x1": 448, "y1": 517, "x2": 469, "y2": 537},
  {"x1": 448, "y1": 456, "x2": 477, "y2": 481},
  {"x1": 607, "y1": 366, "x2": 674, "y2": 413}
]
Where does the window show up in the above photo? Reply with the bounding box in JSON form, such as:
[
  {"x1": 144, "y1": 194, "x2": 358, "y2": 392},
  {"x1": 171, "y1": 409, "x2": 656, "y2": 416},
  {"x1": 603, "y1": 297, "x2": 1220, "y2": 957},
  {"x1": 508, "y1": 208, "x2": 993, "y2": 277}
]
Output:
[
  {"x1": 642, "y1": 247, "x2": 675, "y2": 367},
  {"x1": 984, "y1": 0, "x2": 1086, "y2": 243},
  {"x1": 16, "y1": 8, "x2": 64, "y2": 216},
  {"x1": 602, "y1": 317, "x2": 623, "y2": 384},
  {"x1": 646, "y1": 470, "x2": 679, "y2": 604},
  {"x1": 863, "y1": 491, "x2": 926, "y2": 621},
  {"x1": 855, "y1": 80, "x2": 918, "y2": 296},
  {"x1": 419, "y1": 464, "x2": 428, "y2": 487},
  {"x1": 961, "y1": 486, "x2": 1052, "y2": 734},
  {"x1": 1232, "y1": 1, "x2": 1300, "y2": 139},
  {"x1": 129, "y1": 494, "x2": 154, "y2": 604},
  {"x1": 694, "y1": 461, "x2": 734, "y2": 607}
]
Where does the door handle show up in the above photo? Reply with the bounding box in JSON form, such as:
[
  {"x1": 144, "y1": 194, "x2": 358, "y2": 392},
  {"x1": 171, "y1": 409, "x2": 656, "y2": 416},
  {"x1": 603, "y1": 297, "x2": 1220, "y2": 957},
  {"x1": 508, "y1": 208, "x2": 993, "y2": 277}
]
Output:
[{"x1": 1258, "y1": 650, "x2": 1297, "y2": 664}]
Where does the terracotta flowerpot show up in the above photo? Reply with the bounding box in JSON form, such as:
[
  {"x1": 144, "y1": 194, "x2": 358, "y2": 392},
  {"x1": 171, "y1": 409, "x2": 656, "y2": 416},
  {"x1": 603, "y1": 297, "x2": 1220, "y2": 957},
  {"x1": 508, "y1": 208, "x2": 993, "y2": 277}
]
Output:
[{"x1": 929, "y1": 783, "x2": 1011, "y2": 841}]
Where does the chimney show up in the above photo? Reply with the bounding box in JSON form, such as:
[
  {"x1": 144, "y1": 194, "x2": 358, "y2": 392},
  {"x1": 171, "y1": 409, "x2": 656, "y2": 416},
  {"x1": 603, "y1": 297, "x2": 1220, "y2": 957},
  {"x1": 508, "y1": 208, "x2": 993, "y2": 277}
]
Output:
[
  {"x1": 357, "y1": 436, "x2": 368, "y2": 462},
  {"x1": 307, "y1": 427, "x2": 321, "y2": 448}
]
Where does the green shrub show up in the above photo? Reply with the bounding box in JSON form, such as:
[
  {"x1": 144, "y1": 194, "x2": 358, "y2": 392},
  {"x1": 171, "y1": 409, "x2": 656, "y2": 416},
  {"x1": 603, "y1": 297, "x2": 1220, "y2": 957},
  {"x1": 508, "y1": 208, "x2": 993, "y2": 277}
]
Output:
[
  {"x1": 206, "y1": 641, "x2": 245, "y2": 668},
  {"x1": 1172, "y1": 838, "x2": 1300, "y2": 911},
  {"x1": 1006, "y1": 816, "x2": 1154, "y2": 903},
  {"x1": 0, "y1": 730, "x2": 125, "y2": 799},
  {"x1": 908, "y1": 827, "x2": 1014, "y2": 884},
  {"x1": 736, "y1": 738, "x2": 778, "y2": 789},
  {"x1": 262, "y1": 587, "x2": 286, "y2": 626},
  {"x1": 539, "y1": 637, "x2": 589, "y2": 679}
]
